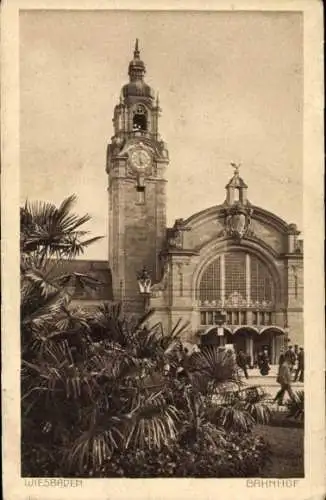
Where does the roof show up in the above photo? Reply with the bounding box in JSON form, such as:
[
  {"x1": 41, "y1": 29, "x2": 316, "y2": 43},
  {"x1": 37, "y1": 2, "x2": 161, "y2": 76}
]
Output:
[{"x1": 56, "y1": 259, "x2": 113, "y2": 301}]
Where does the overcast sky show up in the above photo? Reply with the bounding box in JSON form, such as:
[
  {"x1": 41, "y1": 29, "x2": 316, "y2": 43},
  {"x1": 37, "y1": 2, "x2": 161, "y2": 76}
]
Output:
[{"x1": 20, "y1": 10, "x2": 303, "y2": 260}]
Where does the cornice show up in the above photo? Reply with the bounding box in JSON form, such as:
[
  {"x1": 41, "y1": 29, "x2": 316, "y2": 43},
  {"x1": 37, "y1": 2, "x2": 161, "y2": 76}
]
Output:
[
  {"x1": 161, "y1": 249, "x2": 199, "y2": 257},
  {"x1": 181, "y1": 203, "x2": 296, "y2": 236},
  {"x1": 280, "y1": 253, "x2": 304, "y2": 260},
  {"x1": 195, "y1": 234, "x2": 281, "y2": 260}
]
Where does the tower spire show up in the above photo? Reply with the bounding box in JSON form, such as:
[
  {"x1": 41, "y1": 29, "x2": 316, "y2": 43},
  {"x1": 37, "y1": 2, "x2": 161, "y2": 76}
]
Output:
[
  {"x1": 134, "y1": 38, "x2": 140, "y2": 59},
  {"x1": 225, "y1": 162, "x2": 248, "y2": 205}
]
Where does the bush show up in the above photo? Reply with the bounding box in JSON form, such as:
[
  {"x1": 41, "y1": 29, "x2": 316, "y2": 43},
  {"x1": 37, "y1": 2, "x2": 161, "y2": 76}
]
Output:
[
  {"x1": 100, "y1": 431, "x2": 271, "y2": 478},
  {"x1": 285, "y1": 391, "x2": 304, "y2": 422}
]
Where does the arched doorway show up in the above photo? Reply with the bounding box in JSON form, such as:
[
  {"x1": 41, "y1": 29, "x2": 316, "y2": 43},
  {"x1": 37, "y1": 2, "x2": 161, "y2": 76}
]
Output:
[
  {"x1": 200, "y1": 327, "x2": 232, "y2": 347},
  {"x1": 226, "y1": 329, "x2": 247, "y2": 353},
  {"x1": 227, "y1": 327, "x2": 258, "y2": 367},
  {"x1": 253, "y1": 328, "x2": 285, "y2": 364},
  {"x1": 224, "y1": 327, "x2": 285, "y2": 366}
]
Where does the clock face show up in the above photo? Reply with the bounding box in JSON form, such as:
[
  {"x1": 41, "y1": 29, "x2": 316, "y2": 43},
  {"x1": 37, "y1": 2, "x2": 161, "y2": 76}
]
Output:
[{"x1": 130, "y1": 148, "x2": 151, "y2": 170}]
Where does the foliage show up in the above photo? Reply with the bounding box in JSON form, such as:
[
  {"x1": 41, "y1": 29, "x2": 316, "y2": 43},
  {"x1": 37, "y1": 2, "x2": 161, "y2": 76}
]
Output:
[
  {"x1": 100, "y1": 432, "x2": 271, "y2": 478},
  {"x1": 285, "y1": 391, "x2": 304, "y2": 422},
  {"x1": 21, "y1": 196, "x2": 272, "y2": 478}
]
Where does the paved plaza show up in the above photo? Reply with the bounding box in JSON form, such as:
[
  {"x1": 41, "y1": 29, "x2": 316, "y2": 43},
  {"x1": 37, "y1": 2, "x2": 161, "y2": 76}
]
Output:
[{"x1": 241, "y1": 365, "x2": 304, "y2": 402}]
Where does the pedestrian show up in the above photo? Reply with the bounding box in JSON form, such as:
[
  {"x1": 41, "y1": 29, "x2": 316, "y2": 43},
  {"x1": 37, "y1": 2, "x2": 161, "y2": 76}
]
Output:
[
  {"x1": 273, "y1": 359, "x2": 296, "y2": 405},
  {"x1": 258, "y1": 349, "x2": 270, "y2": 376},
  {"x1": 294, "y1": 347, "x2": 304, "y2": 382},
  {"x1": 278, "y1": 347, "x2": 285, "y2": 367},
  {"x1": 236, "y1": 349, "x2": 249, "y2": 379},
  {"x1": 284, "y1": 345, "x2": 296, "y2": 373}
]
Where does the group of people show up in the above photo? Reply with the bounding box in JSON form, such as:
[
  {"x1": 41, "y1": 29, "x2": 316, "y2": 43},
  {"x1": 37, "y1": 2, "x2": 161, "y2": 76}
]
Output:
[
  {"x1": 235, "y1": 344, "x2": 304, "y2": 406},
  {"x1": 235, "y1": 347, "x2": 272, "y2": 378}
]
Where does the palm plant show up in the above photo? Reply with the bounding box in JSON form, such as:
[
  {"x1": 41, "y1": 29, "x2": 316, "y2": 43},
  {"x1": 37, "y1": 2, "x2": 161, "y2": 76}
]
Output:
[
  {"x1": 21, "y1": 195, "x2": 104, "y2": 471},
  {"x1": 285, "y1": 390, "x2": 304, "y2": 421},
  {"x1": 21, "y1": 195, "x2": 102, "y2": 352},
  {"x1": 22, "y1": 300, "x2": 187, "y2": 475},
  {"x1": 21, "y1": 195, "x2": 271, "y2": 478}
]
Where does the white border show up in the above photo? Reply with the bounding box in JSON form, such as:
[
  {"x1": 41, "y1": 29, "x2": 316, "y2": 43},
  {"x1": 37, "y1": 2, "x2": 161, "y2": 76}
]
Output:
[{"x1": 1, "y1": 1, "x2": 324, "y2": 499}]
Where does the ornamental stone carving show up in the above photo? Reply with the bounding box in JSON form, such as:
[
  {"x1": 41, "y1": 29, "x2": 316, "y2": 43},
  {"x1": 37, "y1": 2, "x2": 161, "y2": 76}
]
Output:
[
  {"x1": 167, "y1": 218, "x2": 191, "y2": 249},
  {"x1": 223, "y1": 205, "x2": 254, "y2": 241}
]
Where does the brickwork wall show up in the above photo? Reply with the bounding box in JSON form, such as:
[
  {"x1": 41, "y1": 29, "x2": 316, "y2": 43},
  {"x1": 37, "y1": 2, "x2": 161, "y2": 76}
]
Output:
[
  {"x1": 123, "y1": 178, "x2": 166, "y2": 302},
  {"x1": 109, "y1": 164, "x2": 167, "y2": 309},
  {"x1": 287, "y1": 310, "x2": 304, "y2": 347},
  {"x1": 287, "y1": 257, "x2": 304, "y2": 346}
]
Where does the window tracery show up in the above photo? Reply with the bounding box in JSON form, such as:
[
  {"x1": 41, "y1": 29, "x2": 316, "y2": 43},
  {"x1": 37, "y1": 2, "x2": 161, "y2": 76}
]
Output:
[{"x1": 198, "y1": 252, "x2": 275, "y2": 326}]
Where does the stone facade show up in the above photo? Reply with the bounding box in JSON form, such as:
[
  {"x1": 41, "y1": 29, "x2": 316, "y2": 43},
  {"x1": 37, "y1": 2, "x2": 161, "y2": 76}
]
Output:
[
  {"x1": 149, "y1": 197, "x2": 303, "y2": 363},
  {"x1": 103, "y1": 42, "x2": 304, "y2": 363}
]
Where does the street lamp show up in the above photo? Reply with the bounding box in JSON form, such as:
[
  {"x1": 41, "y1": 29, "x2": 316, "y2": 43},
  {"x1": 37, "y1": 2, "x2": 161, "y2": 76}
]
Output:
[{"x1": 136, "y1": 267, "x2": 152, "y2": 312}]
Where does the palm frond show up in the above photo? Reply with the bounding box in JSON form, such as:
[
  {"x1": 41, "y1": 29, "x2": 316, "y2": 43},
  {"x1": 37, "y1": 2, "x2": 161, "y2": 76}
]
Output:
[
  {"x1": 285, "y1": 390, "x2": 304, "y2": 421},
  {"x1": 124, "y1": 391, "x2": 181, "y2": 450}
]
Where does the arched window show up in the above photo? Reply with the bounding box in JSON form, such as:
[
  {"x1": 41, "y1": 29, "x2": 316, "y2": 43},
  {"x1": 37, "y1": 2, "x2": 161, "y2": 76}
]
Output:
[
  {"x1": 133, "y1": 104, "x2": 148, "y2": 131},
  {"x1": 224, "y1": 253, "x2": 246, "y2": 305},
  {"x1": 199, "y1": 257, "x2": 221, "y2": 304},
  {"x1": 250, "y1": 255, "x2": 273, "y2": 304},
  {"x1": 198, "y1": 252, "x2": 275, "y2": 307},
  {"x1": 198, "y1": 252, "x2": 275, "y2": 326}
]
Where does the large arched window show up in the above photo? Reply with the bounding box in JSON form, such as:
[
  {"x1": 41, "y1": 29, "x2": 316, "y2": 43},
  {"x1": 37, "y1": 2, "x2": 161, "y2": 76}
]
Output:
[
  {"x1": 198, "y1": 252, "x2": 275, "y2": 308},
  {"x1": 198, "y1": 252, "x2": 275, "y2": 326}
]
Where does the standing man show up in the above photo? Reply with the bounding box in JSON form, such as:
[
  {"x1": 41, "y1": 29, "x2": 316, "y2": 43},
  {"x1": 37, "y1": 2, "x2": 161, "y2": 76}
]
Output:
[
  {"x1": 278, "y1": 348, "x2": 285, "y2": 366},
  {"x1": 294, "y1": 347, "x2": 304, "y2": 382},
  {"x1": 236, "y1": 349, "x2": 249, "y2": 379},
  {"x1": 284, "y1": 345, "x2": 296, "y2": 373},
  {"x1": 273, "y1": 359, "x2": 296, "y2": 406}
]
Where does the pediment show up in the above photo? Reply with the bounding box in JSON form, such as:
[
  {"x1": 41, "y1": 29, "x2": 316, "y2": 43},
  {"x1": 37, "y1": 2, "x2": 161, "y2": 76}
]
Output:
[{"x1": 181, "y1": 204, "x2": 290, "y2": 256}]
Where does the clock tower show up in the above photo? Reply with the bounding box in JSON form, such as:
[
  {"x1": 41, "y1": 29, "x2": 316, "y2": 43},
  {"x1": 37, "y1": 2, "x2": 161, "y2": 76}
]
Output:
[{"x1": 106, "y1": 40, "x2": 169, "y2": 312}]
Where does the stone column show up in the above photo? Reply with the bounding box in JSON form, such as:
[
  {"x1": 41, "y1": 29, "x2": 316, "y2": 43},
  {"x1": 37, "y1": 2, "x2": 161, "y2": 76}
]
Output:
[
  {"x1": 246, "y1": 253, "x2": 251, "y2": 306},
  {"x1": 246, "y1": 336, "x2": 254, "y2": 364},
  {"x1": 220, "y1": 254, "x2": 225, "y2": 306}
]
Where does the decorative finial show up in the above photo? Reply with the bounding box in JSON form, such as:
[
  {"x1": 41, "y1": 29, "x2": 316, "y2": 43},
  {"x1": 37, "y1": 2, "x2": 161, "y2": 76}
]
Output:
[
  {"x1": 156, "y1": 92, "x2": 160, "y2": 107},
  {"x1": 134, "y1": 38, "x2": 140, "y2": 59},
  {"x1": 230, "y1": 162, "x2": 241, "y2": 175}
]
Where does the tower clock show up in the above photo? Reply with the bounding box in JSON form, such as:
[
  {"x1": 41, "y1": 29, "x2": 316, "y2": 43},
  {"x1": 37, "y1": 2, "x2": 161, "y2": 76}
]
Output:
[{"x1": 106, "y1": 40, "x2": 169, "y2": 312}]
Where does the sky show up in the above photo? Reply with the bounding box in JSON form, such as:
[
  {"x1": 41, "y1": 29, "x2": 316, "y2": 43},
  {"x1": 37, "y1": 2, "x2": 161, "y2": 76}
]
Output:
[{"x1": 20, "y1": 10, "x2": 303, "y2": 260}]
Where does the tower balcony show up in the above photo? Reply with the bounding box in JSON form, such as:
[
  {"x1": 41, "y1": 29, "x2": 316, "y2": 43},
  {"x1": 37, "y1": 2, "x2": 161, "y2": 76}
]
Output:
[{"x1": 127, "y1": 129, "x2": 155, "y2": 140}]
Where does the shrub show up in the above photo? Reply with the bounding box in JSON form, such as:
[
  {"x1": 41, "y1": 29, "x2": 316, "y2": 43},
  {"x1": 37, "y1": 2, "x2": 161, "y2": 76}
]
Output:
[
  {"x1": 285, "y1": 391, "x2": 304, "y2": 422},
  {"x1": 100, "y1": 431, "x2": 271, "y2": 478}
]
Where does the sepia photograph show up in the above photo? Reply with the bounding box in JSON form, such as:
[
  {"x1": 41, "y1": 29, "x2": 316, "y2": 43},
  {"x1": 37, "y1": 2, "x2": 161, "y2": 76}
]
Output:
[
  {"x1": 1, "y1": 2, "x2": 324, "y2": 498},
  {"x1": 18, "y1": 8, "x2": 306, "y2": 479}
]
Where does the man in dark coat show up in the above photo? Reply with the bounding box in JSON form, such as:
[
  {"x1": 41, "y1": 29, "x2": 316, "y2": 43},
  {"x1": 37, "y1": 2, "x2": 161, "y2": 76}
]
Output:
[
  {"x1": 236, "y1": 349, "x2": 249, "y2": 379},
  {"x1": 294, "y1": 347, "x2": 304, "y2": 382},
  {"x1": 278, "y1": 348, "x2": 285, "y2": 366},
  {"x1": 273, "y1": 359, "x2": 296, "y2": 405},
  {"x1": 284, "y1": 345, "x2": 296, "y2": 373}
]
